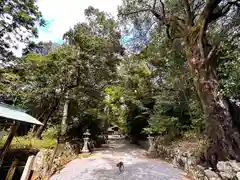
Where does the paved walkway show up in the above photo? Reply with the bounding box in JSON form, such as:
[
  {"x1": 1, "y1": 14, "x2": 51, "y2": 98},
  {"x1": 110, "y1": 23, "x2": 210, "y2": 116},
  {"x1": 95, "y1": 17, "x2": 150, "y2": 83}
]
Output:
[{"x1": 51, "y1": 138, "x2": 190, "y2": 180}]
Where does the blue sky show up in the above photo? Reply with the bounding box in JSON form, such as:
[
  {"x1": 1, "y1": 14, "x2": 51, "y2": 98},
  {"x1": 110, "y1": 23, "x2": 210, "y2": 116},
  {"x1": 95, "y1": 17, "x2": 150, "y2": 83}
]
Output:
[
  {"x1": 36, "y1": 0, "x2": 122, "y2": 43},
  {"x1": 13, "y1": 0, "x2": 122, "y2": 56}
]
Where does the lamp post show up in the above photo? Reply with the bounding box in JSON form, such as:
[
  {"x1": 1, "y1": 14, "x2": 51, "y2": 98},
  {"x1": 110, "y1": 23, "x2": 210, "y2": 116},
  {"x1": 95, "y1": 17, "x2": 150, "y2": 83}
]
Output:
[{"x1": 81, "y1": 129, "x2": 91, "y2": 153}]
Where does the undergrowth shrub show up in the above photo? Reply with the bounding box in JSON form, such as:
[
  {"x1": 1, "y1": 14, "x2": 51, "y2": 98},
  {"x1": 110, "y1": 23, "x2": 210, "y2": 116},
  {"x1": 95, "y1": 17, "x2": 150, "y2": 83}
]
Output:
[{"x1": 42, "y1": 126, "x2": 60, "y2": 139}]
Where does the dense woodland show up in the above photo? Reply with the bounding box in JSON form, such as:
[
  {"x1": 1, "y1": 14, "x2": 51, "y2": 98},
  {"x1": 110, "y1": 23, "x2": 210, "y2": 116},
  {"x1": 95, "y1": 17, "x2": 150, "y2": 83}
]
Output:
[{"x1": 1, "y1": 0, "x2": 240, "y2": 169}]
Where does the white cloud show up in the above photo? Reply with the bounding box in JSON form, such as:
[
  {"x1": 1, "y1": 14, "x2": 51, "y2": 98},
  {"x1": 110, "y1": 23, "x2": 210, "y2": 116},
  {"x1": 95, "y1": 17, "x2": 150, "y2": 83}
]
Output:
[
  {"x1": 37, "y1": 0, "x2": 122, "y2": 43},
  {"x1": 13, "y1": 0, "x2": 122, "y2": 57}
]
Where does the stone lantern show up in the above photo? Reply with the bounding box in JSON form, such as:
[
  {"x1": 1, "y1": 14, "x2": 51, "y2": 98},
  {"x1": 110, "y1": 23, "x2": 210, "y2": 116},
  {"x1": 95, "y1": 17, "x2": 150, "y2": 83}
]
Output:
[
  {"x1": 81, "y1": 129, "x2": 91, "y2": 153},
  {"x1": 147, "y1": 134, "x2": 155, "y2": 155}
]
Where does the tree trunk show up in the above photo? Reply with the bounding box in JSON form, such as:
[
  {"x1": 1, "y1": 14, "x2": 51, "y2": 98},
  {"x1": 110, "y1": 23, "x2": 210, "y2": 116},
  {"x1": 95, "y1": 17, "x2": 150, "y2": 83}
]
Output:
[
  {"x1": 34, "y1": 112, "x2": 52, "y2": 139},
  {"x1": 31, "y1": 125, "x2": 38, "y2": 133},
  {"x1": 32, "y1": 107, "x2": 49, "y2": 134},
  {"x1": 0, "y1": 122, "x2": 20, "y2": 167},
  {"x1": 61, "y1": 91, "x2": 69, "y2": 136},
  {"x1": 186, "y1": 31, "x2": 240, "y2": 168},
  {"x1": 34, "y1": 100, "x2": 60, "y2": 139}
]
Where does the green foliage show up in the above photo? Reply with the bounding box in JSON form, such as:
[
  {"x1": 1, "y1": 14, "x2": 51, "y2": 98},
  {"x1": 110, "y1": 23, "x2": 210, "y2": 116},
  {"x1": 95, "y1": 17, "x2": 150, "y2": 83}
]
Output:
[
  {"x1": 0, "y1": 136, "x2": 56, "y2": 149},
  {"x1": 117, "y1": 0, "x2": 240, "y2": 142},
  {"x1": 144, "y1": 101, "x2": 181, "y2": 136},
  {"x1": 103, "y1": 86, "x2": 127, "y2": 131},
  {"x1": 218, "y1": 56, "x2": 240, "y2": 99},
  {"x1": 42, "y1": 126, "x2": 60, "y2": 139},
  {"x1": 0, "y1": 0, "x2": 44, "y2": 59},
  {"x1": 187, "y1": 98, "x2": 205, "y2": 134},
  {"x1": 1, "y1": 6, "x2": 124, "y2": 140},
  {"x1": 2, "y1": 1, "x2": 240, "y2": 152}
]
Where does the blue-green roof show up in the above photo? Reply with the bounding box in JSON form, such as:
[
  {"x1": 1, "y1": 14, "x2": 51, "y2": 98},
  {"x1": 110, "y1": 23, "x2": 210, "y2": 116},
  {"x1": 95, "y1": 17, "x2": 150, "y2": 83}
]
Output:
[{"x1": 0, "y1": 103, "x2": 43, "y2": 125}]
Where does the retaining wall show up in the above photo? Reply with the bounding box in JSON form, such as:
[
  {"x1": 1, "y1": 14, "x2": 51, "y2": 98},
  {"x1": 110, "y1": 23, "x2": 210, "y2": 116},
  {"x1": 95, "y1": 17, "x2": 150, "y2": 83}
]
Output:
[{"x1": 139, "y1": 139, "x2": 240, "y2": 180}]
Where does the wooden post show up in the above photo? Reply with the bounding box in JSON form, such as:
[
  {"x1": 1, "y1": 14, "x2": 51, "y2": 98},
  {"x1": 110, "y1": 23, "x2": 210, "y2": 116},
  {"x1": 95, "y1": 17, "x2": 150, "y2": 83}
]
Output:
[
  {"x1": 20, "y1": 155, "x2": 35, "y2": 180},
  {"x1": 5, "y1": 158, "x2": 19, "y2": 180},
  {"x1": 0, "y1": 129, "x2": 7, "y2": 141},
  {"x1": 0, "y1": 122, "x2": 20, "y2": 167}
]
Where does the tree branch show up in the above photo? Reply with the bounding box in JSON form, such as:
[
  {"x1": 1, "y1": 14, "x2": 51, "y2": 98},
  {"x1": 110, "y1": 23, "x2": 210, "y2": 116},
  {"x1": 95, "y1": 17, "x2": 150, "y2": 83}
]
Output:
[
  {"x1": 151, "y1": 10, "x2": 162, "y2": 21},
  {"x1": 201, "y1": 0, "x2": 240, "y2": 27},
  {"x1": 198, "y1": 0, "x2": 240, "y2": 59},
  {"x1": 228, "y1": 1, "x2": 240, "y2": 7},
  {"x1": 182, "y1": 0, "x2": 194, "y2": 26},
  {"x1": 159, "y1": 0, "x2": 166, "y2": 19},
  {"x1": 207, "y1": 46, "x2": 218, "y2": 60},
  {"x1": 67, "y1": 66, "x2": 80, "y2": 89},
  {"x1": 148, "y1": 0, "x2": 166, "y2": 22},
  {"x1": 199, "y1": 19, "x2": 207, "y2": 59},
  {"x1": 201, "y1": 0, "x2": 222, "y2": 27},
  {"x1": 152, "y1": 0, "x2": 172, "y2": 39},
  {"x1": 198, "y1": 0, "x2": 223, "y2": 59},
  {"x1": 119, "y1": 9, "x2": 151, "y2": 16},
  {"x1": 153, "y1": 0, "x2": 157, "y2": 10},
  {"x1": 120, "y1": 0, "x2": 184, "y2": 40},
  {"x1": 199, "y1": 45, "x2": 219, "y2": 68},
  {"x1": 221, "y1": 1, "x2": 240, "y2": 15},
  {"x1": 166, "y1": 24, "x2": 171, "y2": 39}
]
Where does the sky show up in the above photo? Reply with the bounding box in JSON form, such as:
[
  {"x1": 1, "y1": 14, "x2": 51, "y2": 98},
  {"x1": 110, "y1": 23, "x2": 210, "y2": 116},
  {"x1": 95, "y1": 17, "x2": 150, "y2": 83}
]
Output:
[{"x1": 13, "y1": 0, "x2": 122, "y2": 57}]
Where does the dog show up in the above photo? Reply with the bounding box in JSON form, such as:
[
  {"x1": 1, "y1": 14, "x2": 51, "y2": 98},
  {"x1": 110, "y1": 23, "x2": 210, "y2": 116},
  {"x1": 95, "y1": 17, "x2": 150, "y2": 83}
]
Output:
[{"x1": 116, "y1": 161, "x2": 124, "y2": 173}]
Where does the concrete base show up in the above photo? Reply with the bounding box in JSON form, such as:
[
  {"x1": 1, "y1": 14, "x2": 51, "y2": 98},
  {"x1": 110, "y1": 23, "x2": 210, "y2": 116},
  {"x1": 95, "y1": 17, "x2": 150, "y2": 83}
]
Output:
[
  {"x1": 81, "y1": 149, "x2": 90, "y2": 153},
  {"x1": 80, "y1": 153, "x2": 91, "y2": 158},
  {"x1": 147, "y1": 151, "x2": 156, "y2": 158},
  {"x1": 81, "y1": 137, "x2": 90, "y2": 153}
]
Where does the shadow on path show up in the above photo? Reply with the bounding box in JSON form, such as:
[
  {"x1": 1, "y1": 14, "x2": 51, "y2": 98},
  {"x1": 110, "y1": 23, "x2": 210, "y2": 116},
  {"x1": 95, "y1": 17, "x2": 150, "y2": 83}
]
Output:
[
  {"x1": 51, "y1": 138, "x2": 189, "y2": 180},
  {"x1": 93, "y1": 160, "x2": 185, "y2": 180}
]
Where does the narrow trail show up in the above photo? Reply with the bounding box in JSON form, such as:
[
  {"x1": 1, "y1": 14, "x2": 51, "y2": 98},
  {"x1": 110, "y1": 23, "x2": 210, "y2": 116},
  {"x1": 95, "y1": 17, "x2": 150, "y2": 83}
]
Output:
[{"x1": 51, "y1": 136, "x2": 190, "y2": 180}]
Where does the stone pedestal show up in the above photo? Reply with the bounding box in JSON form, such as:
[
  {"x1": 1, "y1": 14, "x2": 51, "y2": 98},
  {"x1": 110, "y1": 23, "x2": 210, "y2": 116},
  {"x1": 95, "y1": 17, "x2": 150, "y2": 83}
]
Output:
[
  {"x1": 147, "y1": 136, "x2": 155, "y2": 156},
  {"x1": 81, "y1": 137, "x2": 90, "y2": 153}
]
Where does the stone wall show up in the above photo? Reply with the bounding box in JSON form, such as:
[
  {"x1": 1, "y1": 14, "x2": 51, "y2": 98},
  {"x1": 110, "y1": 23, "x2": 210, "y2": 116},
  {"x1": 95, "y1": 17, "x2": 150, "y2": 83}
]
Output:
[
  {"x1": 139, "y1": 139, "x2": 240, "y2": 180},
  {"x1": 31, "y1": 142, "x2": 78, "y2": 180}
]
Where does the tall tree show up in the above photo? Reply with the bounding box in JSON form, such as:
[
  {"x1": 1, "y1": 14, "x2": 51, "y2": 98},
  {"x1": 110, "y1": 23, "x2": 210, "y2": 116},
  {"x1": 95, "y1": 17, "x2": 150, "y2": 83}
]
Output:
[
  {"x1": 22, "y1": 41, "x2": 59, "y2": 56},
  {"x1": 0, "y1": 0, "x2": 44, "y2": 60},
  {"x1": 119, "y1": 0, "x2": 240, "y2": 168},
  {"x1": 57, "y1": 6, "x2": 124, "y2": 136}
]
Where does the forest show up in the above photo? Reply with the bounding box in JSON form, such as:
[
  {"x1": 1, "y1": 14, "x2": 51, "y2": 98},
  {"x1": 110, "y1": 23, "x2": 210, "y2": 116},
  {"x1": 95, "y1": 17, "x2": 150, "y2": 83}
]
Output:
[{"x1": 1, "y1": 0, "x2": 240, "y2": 170}]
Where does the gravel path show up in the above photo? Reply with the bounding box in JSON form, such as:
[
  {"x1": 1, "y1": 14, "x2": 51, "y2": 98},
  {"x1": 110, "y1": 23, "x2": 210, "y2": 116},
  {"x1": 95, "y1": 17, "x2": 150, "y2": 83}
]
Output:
[{"x1": 51, "y1": 138, "x2": 189, "y2": 180}]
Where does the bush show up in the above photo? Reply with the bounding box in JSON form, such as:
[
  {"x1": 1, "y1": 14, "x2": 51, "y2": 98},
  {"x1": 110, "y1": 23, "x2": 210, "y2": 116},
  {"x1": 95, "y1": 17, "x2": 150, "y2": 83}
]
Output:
[
  {"x1": 0, "y1": 135, "x2": 56, "y2": 149},
  {"x1": 42, "y1": 126, "x2": 60, "y2": 139},
  {"x1": 144, "y1": 96, "x2": 204, "y2": 142}
]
